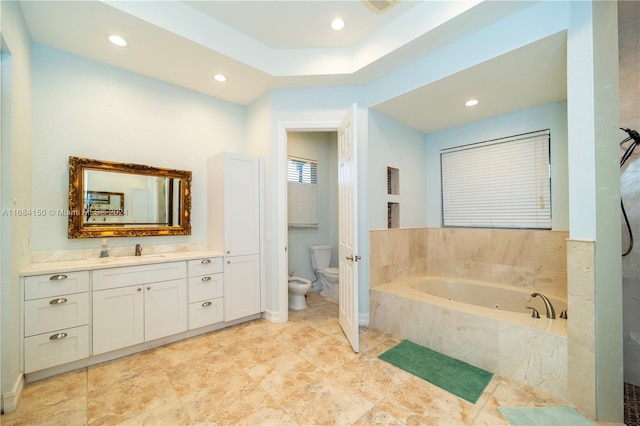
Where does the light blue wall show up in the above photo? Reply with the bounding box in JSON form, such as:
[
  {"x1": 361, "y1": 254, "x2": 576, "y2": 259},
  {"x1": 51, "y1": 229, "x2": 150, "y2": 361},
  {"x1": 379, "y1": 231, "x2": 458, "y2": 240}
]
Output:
[
  {"x1": 367, "y1": 110, "x2": 427, "y2": 230},
  {"x1": 425, "y1": 101, "x2": 569, "y2": 230},
  {"x1": 287, "y1": 132, "x2": 338, "y2": 287},
  {"x1": 0, "y1": 0, "x2": 33, "y2": 409},
  {"x1": 31, "y1": 45, "x2": 247, "y2": 252}
]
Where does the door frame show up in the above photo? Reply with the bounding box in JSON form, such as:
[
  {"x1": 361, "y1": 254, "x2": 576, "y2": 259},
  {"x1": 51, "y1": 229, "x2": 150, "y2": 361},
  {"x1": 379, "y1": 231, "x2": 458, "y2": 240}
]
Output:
[{"x1": 276, "y1": 120, "x2": 341, "y2": 323}]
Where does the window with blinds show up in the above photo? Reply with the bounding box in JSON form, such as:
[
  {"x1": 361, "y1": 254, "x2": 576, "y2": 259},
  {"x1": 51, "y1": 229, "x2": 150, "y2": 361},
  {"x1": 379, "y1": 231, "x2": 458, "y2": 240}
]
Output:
[
  {"x1": 287, "y1": 156, "x2": 318, "y2": 228},
  {"x1": 440, "y1": 129, "x2": 551, "y2": 229}
]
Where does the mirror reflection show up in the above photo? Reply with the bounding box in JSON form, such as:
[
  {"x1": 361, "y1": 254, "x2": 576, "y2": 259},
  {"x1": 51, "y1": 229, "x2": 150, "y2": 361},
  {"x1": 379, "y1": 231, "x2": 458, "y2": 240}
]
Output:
[
  {"x1": 83, "y1": 171, "x2": 181, "y2": 227},
  {"x1": 68, "y1": 157, "x2": 191, "y2": 238}
]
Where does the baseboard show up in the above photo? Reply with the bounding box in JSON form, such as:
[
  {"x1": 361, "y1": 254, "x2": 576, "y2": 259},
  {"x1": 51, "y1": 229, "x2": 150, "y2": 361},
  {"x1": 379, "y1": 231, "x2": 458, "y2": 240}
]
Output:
[
  {"x1": 262, "y1": 309, "x2": 286, "y2": 323},
  {"x1": 359, "y1": 312, "x2": 370, "y2": 327},
  {"x1": 2, "y1": 373, "x2": 24, "y2": 414}
]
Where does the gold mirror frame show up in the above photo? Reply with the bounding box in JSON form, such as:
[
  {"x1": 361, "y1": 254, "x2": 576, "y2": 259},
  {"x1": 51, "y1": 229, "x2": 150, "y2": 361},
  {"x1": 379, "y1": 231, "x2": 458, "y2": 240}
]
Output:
[{"x1": 68, "y1": 156, "x2": 192, "y2": 238}]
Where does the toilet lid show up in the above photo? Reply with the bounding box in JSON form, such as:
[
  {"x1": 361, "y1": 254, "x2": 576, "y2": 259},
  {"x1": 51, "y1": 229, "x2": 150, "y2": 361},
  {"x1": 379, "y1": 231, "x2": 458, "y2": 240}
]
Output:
[{"x1": 324, "y1": 267, "x2": 339, "y2": 276}]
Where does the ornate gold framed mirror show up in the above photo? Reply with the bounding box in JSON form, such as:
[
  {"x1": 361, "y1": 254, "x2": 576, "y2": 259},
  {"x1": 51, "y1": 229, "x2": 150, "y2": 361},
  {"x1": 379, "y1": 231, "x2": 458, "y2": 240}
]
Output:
[{"x1": 68, "y1": 156, "x2": 192, "y2": 238}]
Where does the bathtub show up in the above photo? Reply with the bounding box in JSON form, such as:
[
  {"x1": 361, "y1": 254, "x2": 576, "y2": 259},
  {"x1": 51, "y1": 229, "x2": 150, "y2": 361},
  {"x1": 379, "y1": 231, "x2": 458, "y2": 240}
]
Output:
[{"x1": 370, "y1": 276, "x2": 569, "y2": 399}]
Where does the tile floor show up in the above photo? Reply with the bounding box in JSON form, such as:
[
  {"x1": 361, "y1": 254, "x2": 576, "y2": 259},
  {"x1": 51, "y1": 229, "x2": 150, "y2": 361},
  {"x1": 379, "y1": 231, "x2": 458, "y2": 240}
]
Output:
[{"x1": 1, "y1": 292, "x2": 622, "y2": 425}]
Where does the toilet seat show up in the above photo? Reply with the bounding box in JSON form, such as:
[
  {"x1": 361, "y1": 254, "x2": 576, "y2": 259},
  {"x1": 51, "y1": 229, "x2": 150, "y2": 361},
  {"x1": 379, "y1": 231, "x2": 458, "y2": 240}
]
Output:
[{"x1": 289, "y1": 282, "x2": 309, "y2": 290}]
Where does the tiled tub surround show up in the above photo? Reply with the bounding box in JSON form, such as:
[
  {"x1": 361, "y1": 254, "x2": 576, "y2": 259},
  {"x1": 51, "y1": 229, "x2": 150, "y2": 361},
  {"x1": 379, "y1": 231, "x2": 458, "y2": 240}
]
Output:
[
  {"x1": 370, "y1": 280, "x2": 569, "y2": 400},
  {"x1": 369, "y1": 228, "x2": 568, "y2": 295},
  {"x1": 369, "y1": 227, "x2": 570, "y2": 399}
]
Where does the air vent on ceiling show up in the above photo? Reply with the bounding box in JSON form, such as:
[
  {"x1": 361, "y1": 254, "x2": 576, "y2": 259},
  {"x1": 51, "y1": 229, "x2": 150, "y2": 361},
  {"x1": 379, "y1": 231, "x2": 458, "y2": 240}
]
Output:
[{"x1": 363, "y1": 0, "x2": 399, "y2": 14}]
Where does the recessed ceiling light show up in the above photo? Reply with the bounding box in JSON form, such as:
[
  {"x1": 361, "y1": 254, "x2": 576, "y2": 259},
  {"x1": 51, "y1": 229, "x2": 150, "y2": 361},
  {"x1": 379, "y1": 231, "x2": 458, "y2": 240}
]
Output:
[
  {"x1": 331, "y1": 18, "x2": 345, "y2": 31},
  {"x1": 214, "y1": 74, "x2": 227, "y2": 82},
  {"x1": 108, "y1": 35, "x2": 127, "y2": 47},
  {"x1": 465, "y1": 99, "x2": 479, "y2": 107}
]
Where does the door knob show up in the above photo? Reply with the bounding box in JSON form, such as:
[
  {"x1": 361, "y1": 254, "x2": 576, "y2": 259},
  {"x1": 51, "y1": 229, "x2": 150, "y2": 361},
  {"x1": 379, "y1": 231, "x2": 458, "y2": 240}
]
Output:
[{"x1": 345, "y1": 255, "x2": 353, "y2": 261}]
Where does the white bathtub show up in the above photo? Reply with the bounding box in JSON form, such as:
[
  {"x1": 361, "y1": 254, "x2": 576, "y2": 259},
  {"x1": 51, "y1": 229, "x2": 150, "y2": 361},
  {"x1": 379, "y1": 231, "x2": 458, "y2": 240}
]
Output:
[
  {"x1": 410, "y1": 276, "x2": 567, "y2": 318},
  {"x1": 370, "y1": 276, "x2": 568, "y2": 399}
]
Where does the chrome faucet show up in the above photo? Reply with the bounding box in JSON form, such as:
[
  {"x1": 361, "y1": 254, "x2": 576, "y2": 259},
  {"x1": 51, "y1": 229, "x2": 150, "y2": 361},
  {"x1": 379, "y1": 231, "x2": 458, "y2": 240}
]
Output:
[
  {"x1": 531, "y1": 292, "x2": 555, "y2": 319},
  {"x1": 135, "y1": 244, "x2": 142, "y2": 256}
]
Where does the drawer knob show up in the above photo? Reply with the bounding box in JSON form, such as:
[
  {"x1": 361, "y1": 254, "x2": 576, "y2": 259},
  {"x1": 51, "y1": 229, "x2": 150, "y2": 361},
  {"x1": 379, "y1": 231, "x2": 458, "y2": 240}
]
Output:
[
  {"x1": 49, "y1": 332, "x2": 68, "y2": 340},
  {"x1": 201, "y1": 259, "x2": 212, "y2": 264},
  {"x1": 49, "y1": 274, "x2": 68, "y2": 281},
  {"x1": 202, "y1": 301, "x2": 212, "y2": 307},
  {"x1": 201, "y1": 276, "x2": 212, "y2": 282},
  {"x1": 49, "y1": 298, "x2": 68, "y2": 305}
]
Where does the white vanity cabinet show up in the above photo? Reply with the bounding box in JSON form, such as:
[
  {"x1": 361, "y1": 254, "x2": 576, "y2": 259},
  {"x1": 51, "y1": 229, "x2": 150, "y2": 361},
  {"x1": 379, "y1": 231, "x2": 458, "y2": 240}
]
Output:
[
  {"x1": 20, "y1": 252, "x2": 258, "y2": 380},
  {"x1": 187, "y1": 257, "x2": 224, "y2": 329},
  {"x1": 92, "y1": 262, "x2": 187, "y2": 355},
  {"x1": 208, "y1": 152, "x2": 263, "y2": 321},
  {"x1": 23, "y1": 271, "x2": 90, "y2": 373}
]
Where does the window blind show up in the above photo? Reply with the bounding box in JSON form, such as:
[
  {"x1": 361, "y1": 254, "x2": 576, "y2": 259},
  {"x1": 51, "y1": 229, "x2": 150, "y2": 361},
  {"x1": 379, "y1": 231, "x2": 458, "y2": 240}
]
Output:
[
  {"x1": 287, "y1": 157, "x2": 318, "y2": 227},
  {"x1": 441, "y1": 129, "x2": 551, "y2": 229}
]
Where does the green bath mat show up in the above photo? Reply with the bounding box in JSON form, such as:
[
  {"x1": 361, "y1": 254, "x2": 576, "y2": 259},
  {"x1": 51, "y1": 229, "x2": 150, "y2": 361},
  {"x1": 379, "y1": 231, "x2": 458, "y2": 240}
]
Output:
[
  {"x1": 378, "y1": 340, "x2": 493, "y2": 404},
  {"x1": 498, "y1": 407, "x2": 594, "y2": 425}
]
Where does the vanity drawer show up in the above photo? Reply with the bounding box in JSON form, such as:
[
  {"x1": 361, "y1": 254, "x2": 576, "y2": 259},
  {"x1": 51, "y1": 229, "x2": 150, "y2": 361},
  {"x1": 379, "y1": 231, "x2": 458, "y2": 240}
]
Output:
[
  {"x1": 188, "y1": 298, "x2": 223, "y2": 330},
  {"x1": 24, "y1": 271, "x2": 89, "y2": 300},
  {"x1": 93, "y1": 261, "x2": 187, "y2": 291},
  {"x1": 24, "y1": 325, "x2": 90, "y2": 373},
  {"x1": 24, "y1": 293, "x2": 89, "y2": 337},
  {"x1": 188, "y1": 273, "x2": 223, "y2": 303},
  {"x1": 188, "y1": 257, "x2": 223, "y2": 277}
]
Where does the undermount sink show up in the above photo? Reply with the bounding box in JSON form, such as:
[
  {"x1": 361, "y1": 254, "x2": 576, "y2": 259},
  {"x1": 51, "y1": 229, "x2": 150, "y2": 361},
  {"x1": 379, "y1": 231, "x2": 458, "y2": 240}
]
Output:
[{"x1": 87, "y1": 254, "x2": 167, "y2": 261}]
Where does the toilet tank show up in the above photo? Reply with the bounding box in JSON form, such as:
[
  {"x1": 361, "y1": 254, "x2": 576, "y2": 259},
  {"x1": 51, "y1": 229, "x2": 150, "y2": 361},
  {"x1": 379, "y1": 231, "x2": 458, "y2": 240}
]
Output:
[{"x1": 309, "y1": 244, "x2": 332, "y2": 270}]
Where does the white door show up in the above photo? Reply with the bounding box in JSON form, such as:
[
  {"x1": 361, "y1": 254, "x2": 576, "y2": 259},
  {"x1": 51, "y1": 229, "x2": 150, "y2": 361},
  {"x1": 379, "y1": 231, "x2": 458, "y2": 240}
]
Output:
[{"x1": 338, "y1": 104, "x2": 359, "y2": 352}]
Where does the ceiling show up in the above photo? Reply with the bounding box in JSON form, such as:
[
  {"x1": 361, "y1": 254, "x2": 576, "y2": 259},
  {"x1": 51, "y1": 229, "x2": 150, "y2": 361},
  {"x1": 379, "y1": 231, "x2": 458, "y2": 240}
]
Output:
[{"x1": 18, "y1": 1, "x2": 640, "y2": 133}]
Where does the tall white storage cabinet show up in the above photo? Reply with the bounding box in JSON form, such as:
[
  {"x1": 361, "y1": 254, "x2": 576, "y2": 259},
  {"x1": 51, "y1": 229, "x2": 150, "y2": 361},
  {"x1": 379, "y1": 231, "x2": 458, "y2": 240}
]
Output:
[{"x1": 208, "y1": 152, "x2": 262, "y2": 322}]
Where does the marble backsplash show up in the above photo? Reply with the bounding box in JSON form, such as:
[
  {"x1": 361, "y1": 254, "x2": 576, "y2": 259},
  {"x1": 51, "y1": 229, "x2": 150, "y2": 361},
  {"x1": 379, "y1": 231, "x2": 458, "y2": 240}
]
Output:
[
  {"x1": 370, "y1": 227, "x2": 568, "y2": 296},
  {"x1": 30, "y1": 242, "x2": 207, "y2": 263}
]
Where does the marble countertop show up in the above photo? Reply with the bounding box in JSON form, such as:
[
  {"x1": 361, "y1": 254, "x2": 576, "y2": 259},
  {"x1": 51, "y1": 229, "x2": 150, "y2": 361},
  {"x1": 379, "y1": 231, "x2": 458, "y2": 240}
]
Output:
[{"x1": 21, "y1": 250, "x2": 223, "y2": 276}]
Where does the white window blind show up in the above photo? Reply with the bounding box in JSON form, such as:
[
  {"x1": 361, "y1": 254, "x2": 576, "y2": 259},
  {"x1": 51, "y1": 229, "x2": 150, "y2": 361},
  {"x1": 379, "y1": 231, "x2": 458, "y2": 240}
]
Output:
[
  {"x1": 287, "y1": 157, "x2": 318, "y2": 227},
  {"x1": 441, "y1": 129, "x2": 551, "y2": 229}
]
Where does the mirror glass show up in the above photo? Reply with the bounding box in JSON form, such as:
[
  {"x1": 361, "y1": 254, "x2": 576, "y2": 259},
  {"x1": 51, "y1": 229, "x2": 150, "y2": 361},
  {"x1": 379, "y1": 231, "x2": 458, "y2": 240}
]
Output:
[{"x1": 68, "y1": 157, "x2": 191, "y2": 238}]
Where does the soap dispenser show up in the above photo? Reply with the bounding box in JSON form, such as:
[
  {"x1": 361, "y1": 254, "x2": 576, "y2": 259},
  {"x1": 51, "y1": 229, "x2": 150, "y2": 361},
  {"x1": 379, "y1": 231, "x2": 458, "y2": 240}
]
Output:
[{"x1": 99, "y1": 239, "x2": 109, "y2": 258}]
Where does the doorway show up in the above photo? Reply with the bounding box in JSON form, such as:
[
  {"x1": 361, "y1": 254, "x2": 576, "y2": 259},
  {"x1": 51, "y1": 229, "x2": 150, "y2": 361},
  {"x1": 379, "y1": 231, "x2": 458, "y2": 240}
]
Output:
[
  {"x1": 277, "y1": 106, "x2": 359, "y2": 352},
  {"x1": 286, "y1": 131, "x2": 338, "y2": 297}
]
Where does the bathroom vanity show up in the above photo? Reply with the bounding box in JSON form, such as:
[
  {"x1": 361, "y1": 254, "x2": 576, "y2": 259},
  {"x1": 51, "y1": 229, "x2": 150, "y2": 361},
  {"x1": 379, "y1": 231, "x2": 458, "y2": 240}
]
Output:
[{"x1": 20, "y1": 251, "x2": 261, "y2": 382}]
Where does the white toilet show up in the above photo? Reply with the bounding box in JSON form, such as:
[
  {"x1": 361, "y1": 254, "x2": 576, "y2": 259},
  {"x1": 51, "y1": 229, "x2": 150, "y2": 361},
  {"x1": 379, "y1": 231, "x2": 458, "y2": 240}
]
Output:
[
  {"x1": 309, "y1": 245, "x2": 339, "y2": 300},
  {"x1": 288, "y1": 276, "x2": 312, "y2": 310}
]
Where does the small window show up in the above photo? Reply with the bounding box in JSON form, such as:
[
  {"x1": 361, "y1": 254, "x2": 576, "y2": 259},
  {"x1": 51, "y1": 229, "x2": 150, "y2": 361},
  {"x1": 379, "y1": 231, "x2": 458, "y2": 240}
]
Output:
[
  {"x1": 287, "y1": 157, "x2": 318, "y2": 228},
  {"x1": 440, "y1": 129, "x2": 551, "y2": 229}
]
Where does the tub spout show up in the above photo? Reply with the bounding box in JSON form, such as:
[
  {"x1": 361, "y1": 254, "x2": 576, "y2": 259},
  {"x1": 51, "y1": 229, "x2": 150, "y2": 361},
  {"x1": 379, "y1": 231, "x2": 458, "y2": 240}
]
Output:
[{"x1": 531, "y1": 292, "x2": 555, "y2": 319}]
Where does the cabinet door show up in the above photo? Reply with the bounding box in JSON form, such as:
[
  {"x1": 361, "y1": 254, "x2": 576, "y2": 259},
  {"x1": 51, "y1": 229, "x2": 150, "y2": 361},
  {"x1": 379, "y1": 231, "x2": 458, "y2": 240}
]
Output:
[
  {"x1": 145, "y1": 279, "x2": 187, "y2": 341},
  {"x1": 224, "y1": 154, "x2": 260, "y2": 256},
  {"x1": 93, "y1": 286, "x2": 144, "y2": 355},
  {"x1": 224, "y1": 254, "x2": 260, "y2": 321}
]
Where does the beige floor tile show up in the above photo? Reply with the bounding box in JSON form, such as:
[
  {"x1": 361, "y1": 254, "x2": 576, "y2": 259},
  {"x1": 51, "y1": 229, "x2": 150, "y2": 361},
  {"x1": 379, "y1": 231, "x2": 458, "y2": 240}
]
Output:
[
  {"x1": 7, "y1": 290, "x2": 601, "y2": 426},
  {"x1": 245, "y1": 352, "x2": 324, "y2": 401},
  {"x1": 279, "y1": 376, "x2": 375, "y2": 425},
  {"x1": 87, "y1": 369, "x2": 177, "y2": 424},
  {"x1": 11, "y1": 369, "x2": 87, "y2": 415},
  {"x1": 298, "y1": 335, "x2": 358, "y2": 372},
  {"x1": 1, "y1": 394, "x2": 87, "y2": 426}
]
